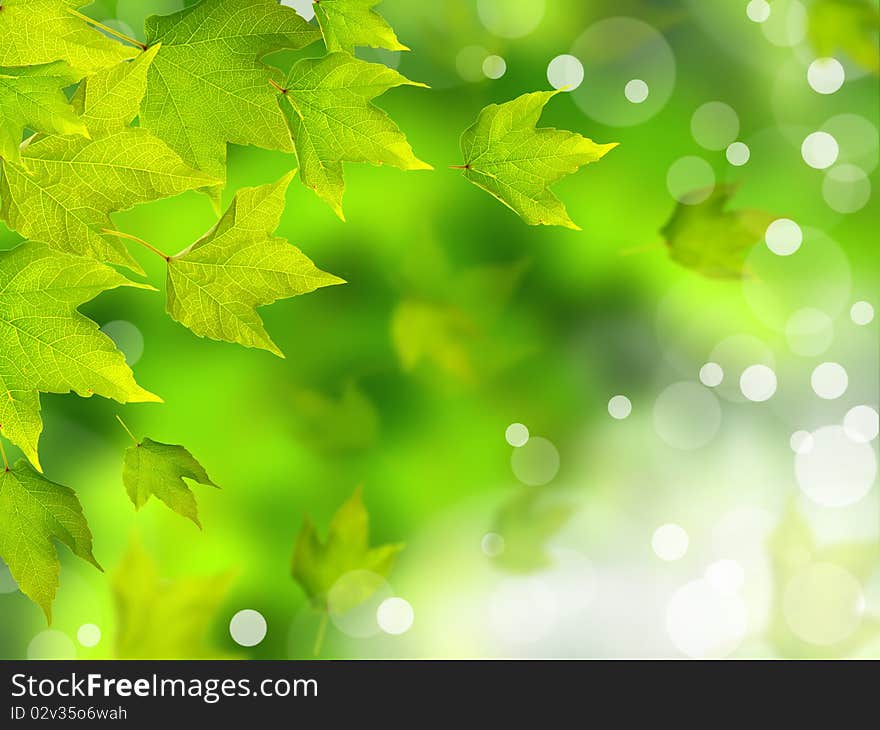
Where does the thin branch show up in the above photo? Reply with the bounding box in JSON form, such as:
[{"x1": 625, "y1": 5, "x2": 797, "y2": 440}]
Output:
[
  {"x1": 115, "y1": 415, "x2": 140, "y2": 446},
  {"x1": 67, "y1": 8, "x2": 148, "y2": 51},
  {"x1": 313, "y1": 610, "x2": 328, "y2": 656},
  {"x1": 0, "y1": 438, "x2": 9, "y2": 471},
  {"x1": 102, "y1": 229, "x2": 170, "y2": 261}
]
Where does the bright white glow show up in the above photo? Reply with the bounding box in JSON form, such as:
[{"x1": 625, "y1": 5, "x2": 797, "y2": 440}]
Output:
[
  {"x1": 482, "y1": 54, "x2": 507, "y2": 79},
  {"x1": 726, "y1": 142, "x2": 750, "y2": 166},
  {"x1": 699, "y1": 362, "x2": 724, "y2": 387},
  {"x1": 705, "y1": 559, "x2": 745, "y2": 595},
  {"x1": 844, "y1": 406, "x2": 879, "y2": 443},
  {"x1": 802, "y1": 132, "x2": 839, "y2": 169},
  {"x1": 810, "y1": 362, "x2": 848, "y2": 400},
  {"x1": 739, "y1": 365, "x2": 777, "y2": 402},
  {"x1": 652, "y1": 523, "x2": 689, "y2": 561},
  {"x1": 666, "y1": 579, "x2": 747, "y2": 658},
  {"x1": 608, "y1": 395, "x2": 632, "y2": 419},
  {"x1": 77, "y1": 624, "x2": 101, "y2": 648},
  {"x1": 765, "y1": 218, "x2": 802, "y2": 256},
  {"x1": 547, "y1": 54, "x2": 584, "y2": 91},
  {"x1": 851, "y1": 301, "x2": 874, "y2": 325},
  {"x1": 624, "y1": 79, "x2": 649, "y2": 103},
  {"x1": 796, "y1": 425, "x2": 877, "y2": 507},
  {"x1": 505, "y1": 423, "x2": 529, "y2": 447},
  {"x1": 790, "y1": 430, "x2": 815, "y2": 454},
  {"x1": 377, "y1": 597, "x2": 414, "y2": 635},
  {"x1": 807, "y1": 58, "x2": 845, "y2": 94},
  {"x1": 229, "y1": 609, "x2": 267, "y2": 647},
  {"x1": 747, "y1": 0, "x2": 771, "y2": 22}
]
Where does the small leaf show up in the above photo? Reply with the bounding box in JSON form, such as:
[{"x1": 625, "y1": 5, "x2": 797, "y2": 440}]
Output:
[
  {"x1": 278, "y1": 52, "x2": 432, "y2": 219},
  {"x1": 313, "y1": 0, "x2": 409, "y2": 53},
  {"x1": 292, "y1": 487, "x2": 403, "y2": 611},
  {"x1": 458, "y1": 90, "x2": 617, "y2": 230},
  {"x1": 112, "y1": 539, "x2": 234, "y2": 659},
  {"x1": 660, "y1": 184, "x2": 775, "y2": 279},
  {"x1": 141, "y1": 0, "x2": 321, "y2": 203},
  {"x1": 166, "y1": 171, "x2": 344, "y2": 356},
  {"x1": 0, "y1": 460, "x2": 101, "y2": 622},
  {"x1": 0, "y1": 242, "x2": 160, "y2": 471},
  {"x1": 0, "y1": 0, "x2": 136, "y2": 74},
  {"x1": 122, "y1": 437, "x2": 218, "y2": 528},
  {"x1": 0, "y1": 61, "x2": 88, "y2": 165}
]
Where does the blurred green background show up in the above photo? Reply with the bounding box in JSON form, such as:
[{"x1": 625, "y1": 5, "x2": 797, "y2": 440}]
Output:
[{"x1": 1, "y1": 0, "x2": 878, "y2": 659}]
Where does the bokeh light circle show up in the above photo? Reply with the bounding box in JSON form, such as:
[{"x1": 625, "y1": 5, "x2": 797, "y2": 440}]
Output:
[
  {"x1": 652, "y1": 523, "x2": 689, "y2": 561},
  {"x1": 785, "y1": 308, "x2": 833, "y2": 356},
  {"x1": 844, "y1": 406, "x2": 879, "y2": 444},
  {"x1": 747, "y1": 0, "x2": 771, "y2": 23},
  {"x1": 739, "y1": 365, "x2": 777, "y2": 402},
  {"x1": 791, "y1": 430, "x2": 815, "y2": 454},
  {"x1": 765, "y1": 218, "x2": 802, "y2": 256},
  {"x1": 653, "y1": 382, "x2": 722, "y2": 449},
  {"x1": 608, "y1": 395, "x2": 632, "y2": 419},
  {"x1": 699, "y1": 362, "x2": 724, "y2": 387},
  {"x1": 546, "y1": 54, "x2": 584, "y2": 91},
  {"x1": 760, "y1": 0, "x2": 807, "y2": 47},
  {"x1": 802, "y1": 131, "x2": 839, "y2": 169},
  {"x1": 482, "y1": 55, "x2": 507, "y2": 79},
  {"x1": 505, "y1": 423, "x2": 529, "y2": 447},
  {"x1": 666, "y1": 579, "x2": 747, "y2": 658},
  {"x1": 624, "y1": 79, "x2": 649, "y2": 103},
  {"x1": 726, "y1": 142, "x2": 750, "y2": 166},
  {"x1": 822, "y1": 164, "x2": 871, "y2": 213},
  {"x1": 796, "y1": 425, "x2": 877, "y2": 507},
  {"x1": 77, "y1": 623, "x2": 101, "y2": 648},
  {"x1": 571, "y1": 17, "x2": 676, "y2": 127},
  {"x1": 666, "y1": 157, "x2": 715, "y2": 204},
  {"x1": 328, "y1": 570, "x2": 393, "y2": 638},
  {"x1": 510, "y1": 437, "x2": 560, "y2": 485},
  {"x1": 229, "y1": 609, "x2": 267, "y2": 647},
  {"x1": 100, "y1": 320, "x2": 144, "y2": 366},
  {"x1": 377, "y1": 597, "x2": 414, "y2": 635},
  {"x1": 691, "y1": 102, "x2": 740, "y2": 151},
  {"x1": 807, "y1": 58, "x2": 845, "y2": 94},
  {"x1": 28, "y1": 630, "x2": 76, "y2": 660},
  {"x1": 851, "y1": 301, "x2": 874, "y2": 325},
  {"x1": 810, "y1": 362, "x2": 848, "y2": 400},
  {"x1": 477, "y1": 0, "x2": 545, "y2": 38}
]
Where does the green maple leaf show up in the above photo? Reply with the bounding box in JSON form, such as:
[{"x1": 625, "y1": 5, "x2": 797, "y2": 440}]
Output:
[
  {"x1": 140, "y1": 0, "x2": 321, "y2": 203},
  {"x1": 0, "y1": 459, "x2": 101, "y2": 622},
  {"x1": 113, "y1": 539, "x2": 234, "y2": 659},
  {"x1": 660, "y1": 184, "x2": 775, "y2": 279},
  {"x1": 277, "y1": 52, "x2": 432, "y2": 219},
  {"x1": 0, "y1": 62, "x2": 88, "y2": 166},
  {"x1": 0, "y1": 0, "x2": 136, "y2": 74},
  {"x1": 292, "y1": 487, "x2": 403, "y2": 612},
  {"x1": 458, "y1": 90, "x2": 617, "y2": 230},
  {"x1": 313, "y1": 0, "x2": 409, "y2": 53},
  {"x1": 165, "y1": 171, "x2": 343, "y2": 357},
  {"x1": 808, "y1": 0, "x2": 880, "y2": 74},
  {"x1": 0, "y1": 47, "x2": 217, "y2": 272},
  {"x1": 0, "y1": 241, "x2": 160, "y2": 471},
  {"x1": 121, "y1": 432, "x2": 218, "y2": 528}
]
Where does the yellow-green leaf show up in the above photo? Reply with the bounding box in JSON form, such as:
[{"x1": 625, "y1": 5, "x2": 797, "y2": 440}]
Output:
[
  {"x1": 458, "y1": 90, "x2": 617, "y2": 230},
  {"x1": 166, "y1": 171, "x2": 343, "y2": 357},
  {"x1": 0, "y1": 242, "x2": 160, "y2": 470},
  {"x1": 292, "y1": 487, "x2": 403, "y2": 611},
  {"x1": 313, "y1": 0, "x2": 409, "y2": 53},
  {"x1": 278, "y1": 52, "x2": 431, "y2": 219},
  {"x1": 122, "y1": 437, "x2": 218, "y2": 528},
  {"x1": 0, "y1": 61, "x2": 88, "y2": 165},
  {"x1": 0, "y1": 460, "x2": 101, "y2": 622},
  {"x1": 141, "y1": 0, "x2": 321, "y2": 204}
]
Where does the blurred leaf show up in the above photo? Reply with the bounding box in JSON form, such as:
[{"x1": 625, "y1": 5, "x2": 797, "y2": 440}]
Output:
[
  {"x1": 289, "y1": 381, "x2": 380, "y2": 454},
  {"x1": 0, "y1": 0, "x2": 135, "y2": 74},
  {"x1": 0, "y1": 242, "x2": 159, "y2": 471},
  {"x1": 808, "y1": 0, "x2": 880, "y2": 74},
  {"x1": 458, "y1": 90, "x2": 617, "y2": 230},
  {"x1": 113, "y1": 539, "x2": 234, "y2": 659},
  {"x1": 314, "y1": 0, "x2": 408, "y2": 53},
  {"x1": 767, "y1": 503, "x2": 880, "y2": 658},
  {"x1": 292, "y1": 487, "x2": 403, "y2": 612},
  {"x1": 166, "y1": 172, "x2": 344, "y2": 356},
  {"x1": 660, "y1": 184, "x2": 774, "y2": 279},
  {"x1": 278, "y1": 52, "x2": 432, "y2": 219},
  {"x1": 491, "y1": 487, "x2": 573, "y2": 574},
  {"x1": 122, "y1": 435, "x2": 219, "y2": 528},
  {"x1": 0, "y1": 62, "x2": 88, "y2": 166},
  {"x1": 141, "y1": 0, "x2": 320, "y2": 203},
  {"x1": 0, "y1": 460, "x2": 101, "y2": 622}
]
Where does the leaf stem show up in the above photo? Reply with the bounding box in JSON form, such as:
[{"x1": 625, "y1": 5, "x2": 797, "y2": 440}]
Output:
[
  {"x1": 67, "y1": 8, "x2": 148, "y2": 51},
  {"x1": 268, "y1": 78, "x2": 287, "y2": 94},
  {"x1": 313, "y1": 610, "x2": 328, "y2": 657},
  {"x1": 115, "y1": 415, "x2": 140, "y2": 445},
  {"x1": 449, "y1": 164, "x2": 470, "y2": 170},
  {"x1": 0, "y1": 438, "x2": 8, "y2": 471},
  {"x1": 102, "y1": 229, "x2": 170, "y2": 261}
]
